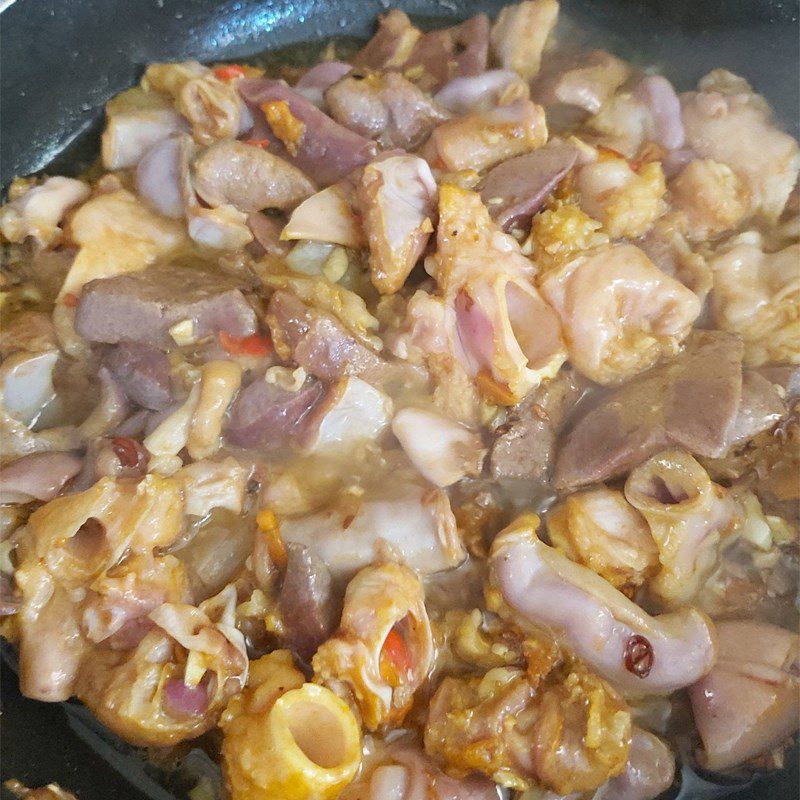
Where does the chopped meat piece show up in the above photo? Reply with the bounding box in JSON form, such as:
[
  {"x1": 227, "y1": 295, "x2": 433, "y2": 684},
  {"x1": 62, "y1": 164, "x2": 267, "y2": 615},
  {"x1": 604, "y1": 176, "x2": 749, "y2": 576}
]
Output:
[
  {"x1": 576, "y1": 158, "x2": 666, "y2": 239},
  {"x1": 176, "y1": 135, "x2": 254, "y2": 251},
  {"x1": 479, "y1": 138, "x2": 578, "y2": 231},
  {"x1": 143, "y1": 60, "x2": 253, "y2": 144},
  {"x1": 192, "y1": 139, "x2": 316, "y2": 213},
  {"x1": 688, "y1": 620, "x2": 800, "y2": 771},
  {"x1": 709, "y1": 239, "x2": 799, "y2": 366},
  {"x1": 489, "y1": 367, "x2": 587, "y2": 482},
  {"x1": 2, "y1": 349, "x2": 59, "y2": 427},
  {"x1": 353, "y1": 9, "x2": 421, "y2": 71},
  {"x1": 532, "y1": 49, "x2": 630, "y2": 114},
  {"x1": 539, "y1": 244, "x2": 699, "y2": 385},
  {"x1": 754, "y1": 364, "x2": 800, "y2": 401},
  {"x1": 294, "y1": 61, "x2": 352, "y2": 108},
  {"x1": 0, "y1": 177, "x2": 90, "y2": 246},
  {"x1": 424, "y1": 663, "x2": 631, "y2": 796},
  {"x1": 728, "y1": 371, "x2": 786, "y2": 447},
  {"x1": 60, "y1": 188, "x2": 188, "y2": 297},
  {"x1": 324, "y1": 69, "x2": 449, "y2": 150},
  {"x1": 246, "y1": 211, "x2": 291, "y2": 258},
  {"x1": 427, "y1": 99, "x2": 548, "y2": 172},
  {"x1": 490, "y1": 405, "x2": 553, "y2": 484},
  {"x1": 358, "y1": 154, "x2": 437, "y2": 295},
  {"x1": 383, "y1": 745, "x2": 501, "y2": 800},
  {"x1": 434, "y1": 69, "x2": 530, "y2": 115},
  {"x1": 278, "y1": 478, "x2": 464, "y2": 579},
  {"x1": 637, "y1": 217, "x2": 713, "y2": 300},
  {"x1": 594, "y1": 728, "x2": 676, "y2": 800},
  {"x1": 664, "y1": 336, "x2": 747, "y2": 456},
  {"x1": 0, "y1": 452, "x2": 83, "y2": 505},
  {"x1": 681, "y1": 71, "x2": 800, "y2": 221},
  {"x1": 585, "y1": 75, "x2": 685, "y2": 158},
  {"x1": 136, "y1": 137, "x2": 184, "y2": 219},
  {"x1": 634, "y1": 75, "x2": 685, "y2": 150},
  {"x1": 101, "y1": 87, "x2": 185, "y2": 170},
  {"x1": 489, "y1": 0, "x2": 560, "y2": 82},
  {"x1": 670, "y1": 159, "x2": 749, "y2": 241},
  {"x1": 302, "y1": 377, "x2": 393, "y2": 453},
  {"x1": 266, "y1": 290, "x2": 389, "y2": 382},
  {"x1": 554, "y1": 330, "x2": 745, "y2": 490},
  {"x1": 392, "y1": 407, "x2": 485, "y2": 487},
  {"x1": 278, "y1": 543, "x2": 339, "y2": 660},
  {"x1": 282, "y1": 182, "x2": 363, "y2": 248},
  {"x1": 403, "y1": 14, "x2": 490, "y2": 93},
  {"x1": 74, "y1": 265, "x2": 257, "y2": 348},
  {"x1": 105, "y1": 342, "x2": 173, "y2": 411},
  {"x1": 432, "y1": 185, "x2": 566, "y2": 405},
  {"x1": 239, "y1": 78, "x2": 377, "y2": 186},
  {"x1": 224, "y1": 375, "x2": 324, "y2": 449}
]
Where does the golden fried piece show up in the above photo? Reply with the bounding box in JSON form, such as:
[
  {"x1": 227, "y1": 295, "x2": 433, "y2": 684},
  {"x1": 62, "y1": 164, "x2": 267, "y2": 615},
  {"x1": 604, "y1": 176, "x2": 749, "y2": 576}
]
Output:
[
  {"x1": 424, "y1": 662, "x2": 631, "y2": 795},
  {"x1": 144, "y1": 60, "x2": 250, "y2": 145},
  {"x1": 709, "y1": 238, "x2": 800, "y2": 367},
  {"x1": 576, "y1": 158, "x2": 666, "y2": 239},
  {"x1": 547, "y1": 487, "x2": 659, "y2": 596},
  {"x1": 313, "y1": 562, "x2": 433, "y2": 730},
  {"x1": 222, "y1": 651, "x2": 362, "y2": 800},
  {"x1": 625, "y1": 450, "x2": 740, "y2": 608},
  {"x1": 77, "y1": 585, "x2": 248, "y2": 747}
]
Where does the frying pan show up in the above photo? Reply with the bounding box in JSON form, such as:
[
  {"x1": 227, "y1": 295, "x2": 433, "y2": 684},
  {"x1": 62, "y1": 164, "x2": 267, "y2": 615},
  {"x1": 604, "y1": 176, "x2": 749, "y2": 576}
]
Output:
[{"x1": 0, "y1": 0, "x2": 798, "y2": 797}]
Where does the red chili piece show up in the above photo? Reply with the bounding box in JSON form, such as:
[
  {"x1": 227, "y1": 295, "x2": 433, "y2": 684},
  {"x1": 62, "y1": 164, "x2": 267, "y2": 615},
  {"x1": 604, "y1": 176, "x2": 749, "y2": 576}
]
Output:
[
  {"x1": 111, "y1": 437, "x2": 145, "y2": 470},
  {"x1": 624, "y1": 634, "x2": 654, "y2": 678}
]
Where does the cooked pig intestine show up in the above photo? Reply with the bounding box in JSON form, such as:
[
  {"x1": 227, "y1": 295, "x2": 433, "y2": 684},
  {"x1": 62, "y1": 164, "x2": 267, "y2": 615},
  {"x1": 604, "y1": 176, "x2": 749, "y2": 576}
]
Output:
[
  {"x1": 221, "y1": 650, "x2": 362, "y2": 800},
  {"x1": 313, "y1": 562, "x2": 434, "y2": 729},
  {"x1": 488, "y1": 515, "x2": 717, "y2": 695},
  {"x1": 273, "y1": 478, "x2": 466, "y2": 580},
  {"x1": 624, "y1": 450, "x2": 740, "y2": 608},
  {"x1": 77, "y1": 585, "x2": 248, "y2": 747},
  {"x1": 538, "y1": 243, "x2": 701, "y2": 386},
  {"x1": 546, "y1": 487, "x2": 659, "y2": 596}
]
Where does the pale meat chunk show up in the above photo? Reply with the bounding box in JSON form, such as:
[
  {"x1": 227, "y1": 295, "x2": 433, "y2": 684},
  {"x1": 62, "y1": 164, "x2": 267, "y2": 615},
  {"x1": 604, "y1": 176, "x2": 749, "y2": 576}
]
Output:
[
  {"x1": 353, "y1": 9, "x2": 421, "y2": 71},
  {"x1": 0, "y1": 177, "x2": 90, "y2": 246},
  {"x1": 324, "y1": 69, "x2": 449, "y2": 150},
  {"x1": 358, "y1": 155, "x2": 437, "y2": 295},
  {"x1": 532, "y1": 49, "x2": 631, "y2": 114},
  {"x1": 681, "y1": 71, "x2": 800, "y2": 221},
  {"x1": 192, "y1": 139, "x2": 316, "y2": 213},
  {"x1": 670, "y1": 158, "x2": 749, "y2": 241},
  {"x1": 427, "y1": 100, "x2": 548, "y2": 172},
  {"x1": 433, "y1": 70, "x2": 530, "y2": 115},
  {"x1": 60, "y1": 188, "x2": 187, "y2": 297},
  {"x1": 490, "y1": 0, "x2": 560, "y2": 82},
  {"x1": 538, "y1": 243, "x2": 700, "y2": 385},
  {"x1": 101, "y1": 87, "x2": 185, "y2": 170},
  {"x1": 576, "y1": 158, "x2": 666, "y2": 239},
  {"x1": 709, "y1": 238, "x2": 800, "y2": 366}
]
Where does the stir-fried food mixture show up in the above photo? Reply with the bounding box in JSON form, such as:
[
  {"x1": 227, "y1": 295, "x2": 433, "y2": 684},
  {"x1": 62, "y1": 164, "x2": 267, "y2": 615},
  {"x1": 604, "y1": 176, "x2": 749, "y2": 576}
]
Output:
[{"x1": 2, "y1": 3, "x2": 799, "y2": 799}]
